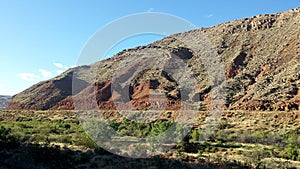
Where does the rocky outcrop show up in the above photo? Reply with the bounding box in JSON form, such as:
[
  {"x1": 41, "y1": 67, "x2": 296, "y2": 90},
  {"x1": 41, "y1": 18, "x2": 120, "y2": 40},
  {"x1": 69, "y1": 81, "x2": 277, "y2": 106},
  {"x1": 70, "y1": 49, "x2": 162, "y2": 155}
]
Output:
[{"x1": 7, "y1": 70, "x2": 88, "y2": 110}]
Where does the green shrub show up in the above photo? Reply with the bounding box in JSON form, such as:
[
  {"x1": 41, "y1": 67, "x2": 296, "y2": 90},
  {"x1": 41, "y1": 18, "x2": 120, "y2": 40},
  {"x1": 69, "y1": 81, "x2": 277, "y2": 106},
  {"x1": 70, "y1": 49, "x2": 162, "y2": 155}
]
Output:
[
  {"x1": 0, "y1": 126, "x2": 19, "y2": 149},
  {"x1": 74, "y1": 132, "x2": 97, "y2": 148},
  {"x1": 281, "y1": 143, "x2": 299, "y2": 161},
  {"x1": 176, "y1": 141, "x2": 186, "y2": 153},
  {"x1": 191, "y1": 129, "x2": 200, "y2": 142},
  {"x1": 57, "y1": 135, "x2": 72, "y2": 144},
  {"x1": 150, "y1": 120, "x2": 173, "y2": 137},
  {"x1": 62, "y1": 123, "x2": 71, "y2": 129}
]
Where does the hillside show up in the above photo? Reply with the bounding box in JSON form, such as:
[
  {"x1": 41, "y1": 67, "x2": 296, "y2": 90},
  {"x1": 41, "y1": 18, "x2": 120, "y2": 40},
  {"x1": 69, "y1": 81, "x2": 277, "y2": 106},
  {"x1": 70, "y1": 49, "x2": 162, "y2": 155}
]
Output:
[{"x1": 7, "y1": 8, "x2": 300, "y2": 111}]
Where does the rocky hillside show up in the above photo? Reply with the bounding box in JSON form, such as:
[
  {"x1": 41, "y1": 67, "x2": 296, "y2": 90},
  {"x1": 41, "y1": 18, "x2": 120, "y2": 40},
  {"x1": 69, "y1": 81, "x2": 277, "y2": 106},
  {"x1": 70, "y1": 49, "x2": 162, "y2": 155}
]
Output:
[
  {"x1": 0, "y1": 95, "x2": 11, "y2": 110},
  {"x1": 7, "y1": 8, "x2": 300, "y2": 111}
]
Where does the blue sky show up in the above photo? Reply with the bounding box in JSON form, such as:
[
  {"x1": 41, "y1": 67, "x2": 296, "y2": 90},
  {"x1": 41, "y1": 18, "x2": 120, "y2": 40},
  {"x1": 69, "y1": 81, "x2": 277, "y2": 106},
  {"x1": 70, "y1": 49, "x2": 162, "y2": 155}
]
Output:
[{"x1": 0, "y1": 0, "x2": 299, "y2": 95}]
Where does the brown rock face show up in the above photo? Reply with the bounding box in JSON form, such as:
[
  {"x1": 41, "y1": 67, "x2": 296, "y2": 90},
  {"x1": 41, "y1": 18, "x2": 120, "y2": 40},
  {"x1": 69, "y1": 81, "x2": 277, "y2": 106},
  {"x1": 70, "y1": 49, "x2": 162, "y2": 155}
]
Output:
[
  {"x1": 7, "y1": 70, "x2": 88, "y2": 110},
  {"x1": 7, "y1": 8, "x2": 300, "y2": 111},
  {"x1": 52, "y1": 79, "x2": 182, "y2": 111},
  {"x1": 225, "y1": 52, "x2": 250, "y2": 78}
]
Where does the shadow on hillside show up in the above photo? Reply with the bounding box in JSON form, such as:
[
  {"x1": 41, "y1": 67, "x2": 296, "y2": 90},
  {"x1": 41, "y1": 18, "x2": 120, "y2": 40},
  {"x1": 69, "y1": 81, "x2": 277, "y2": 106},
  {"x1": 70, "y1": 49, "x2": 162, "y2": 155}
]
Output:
[{"x1": 0, "y1": 142, "x2": 253, "y2": 169}]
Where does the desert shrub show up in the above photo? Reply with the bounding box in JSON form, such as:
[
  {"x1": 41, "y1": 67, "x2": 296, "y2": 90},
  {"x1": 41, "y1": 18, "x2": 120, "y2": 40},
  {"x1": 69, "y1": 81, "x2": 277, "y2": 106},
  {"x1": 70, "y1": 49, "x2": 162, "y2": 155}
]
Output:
[
  {"x1": 203, "y1": 144, "x2": 216, "y2": 153},
  {"x1": 286, "y1": 132, "x2": 300, "y2": 147},
  {"x1": 150, "y1": 120, "x2": 173, "y2": 137},
  {"x1": 176, "y1": 141, "x2": 187, "y2": 153},
  {"x1": 16, "y1": 116, "x2": 32, "y2": 122},
  {"x1": 239, "y1": 131, "x2": 265, "y2": 143},
  {"x1": 17, "y1": 122, "x2": 33, "y2": 129},
  {"x1": 280, "y1": 143, "x2": 300, "y2": 161},
  {"x1": 216, "y1": 142, "x2": 242, "y2": 149},
  {"x1": 62, "y1": 123, "x2": 71, "y2": 129},
  {"x1": 108, "y1": 121, "x2": 120, "y2": 130},
  {"x1": 217, "y1": 120, "x2": 230, "y2": 130},
  {"x1": 29, "y1": 134, "x2": 47, "y2": 143},
  {"x1": 0, "y1": 126, "x2": 19, "y2": 149},
  {"x1": 73, "y1": 132, "x2": 97, "y2": 148},
  {"x1": 40, "y1": 127, "x2": 51, "y2": 136},
  {"x1": 276, "y1": 131, "x2": 300, "y2": 160},
  {"x1": 244, "y1": 147, "x2": 272, "y2": 168},
  {"x1": 191, "y1": 129, "x2": 200, "y2": 142},
  {"x1": 14, "y1": 131, "x2": 29, "y2": 142},
  {"x1": 115, "y1": 119, "x2": 173, "y2": 138},
  {"x1": 228, "y1": 130, "x2": 285, "y2": 146},
  {"x1": 57, "y1": 135, "x2": 72, "y2": 144},
  {"x1": 222, "y1": 129, "x2": 297, "y2": 148},
  {"x1": 225, "y1": 131, "x2": 239, "y2": 142},
  {"x1": 264, "y1": 132, "x2": 284, "y2": 146},
  {"x1": 50, "y1": 123, "x2": 63, "y2": 134}
]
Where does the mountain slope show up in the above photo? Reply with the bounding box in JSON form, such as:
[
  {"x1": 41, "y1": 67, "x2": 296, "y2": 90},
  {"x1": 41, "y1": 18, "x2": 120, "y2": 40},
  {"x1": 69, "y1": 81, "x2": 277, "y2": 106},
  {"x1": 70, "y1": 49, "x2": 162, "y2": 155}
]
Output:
[
  {"x1": 6, "y1": 70, "x2": 88, "y2": 110},
  {"x1": 0, "y1": 95, "x2": 11, "y2": 110},
  {"x1": 7, "y1": 8, "x2": 300, "y2": 111}
]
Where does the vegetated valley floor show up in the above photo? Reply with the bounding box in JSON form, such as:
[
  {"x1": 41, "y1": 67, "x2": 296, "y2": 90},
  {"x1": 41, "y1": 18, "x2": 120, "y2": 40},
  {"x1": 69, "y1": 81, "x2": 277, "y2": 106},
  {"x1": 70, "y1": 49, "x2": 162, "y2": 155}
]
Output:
[{"x1": 0, "y1": 110, "x2": 299, "y2": 169}]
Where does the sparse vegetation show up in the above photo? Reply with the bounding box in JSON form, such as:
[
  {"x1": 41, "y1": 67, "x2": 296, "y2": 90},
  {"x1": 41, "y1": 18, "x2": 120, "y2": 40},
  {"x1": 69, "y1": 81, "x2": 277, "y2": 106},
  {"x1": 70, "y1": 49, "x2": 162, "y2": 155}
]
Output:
[{"x1": 0, "y1": 110, "x2": 299, "y2": 168}]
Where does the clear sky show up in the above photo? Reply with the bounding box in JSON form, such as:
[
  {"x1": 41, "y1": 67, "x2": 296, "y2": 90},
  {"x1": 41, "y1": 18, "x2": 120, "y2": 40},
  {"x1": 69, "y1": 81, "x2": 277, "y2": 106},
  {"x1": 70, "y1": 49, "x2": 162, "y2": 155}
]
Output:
[{"x1": 0, "y1": 0, "x2": 299, "y2": 96}]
